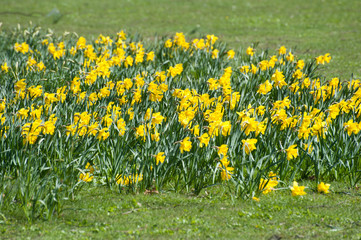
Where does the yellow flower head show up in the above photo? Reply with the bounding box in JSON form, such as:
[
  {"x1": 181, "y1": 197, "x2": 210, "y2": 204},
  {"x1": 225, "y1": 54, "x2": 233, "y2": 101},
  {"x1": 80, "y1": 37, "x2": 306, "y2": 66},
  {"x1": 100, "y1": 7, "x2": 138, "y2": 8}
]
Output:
[
  {"x1": 136, "y1": 124, "x2": 146, "y2": 139},
  {"x1": 252, "y1": 196, "x2": 260, "y2": 202},
  {"x1": 164, "y1": 39, "x2": 173, "y2": 48},
  {"x1": 286, "y1": 144, "x2": 298, "y2": 160},
  {"x1": 303, "y1": 143, "x2": 313, "y2": 153},
  {"x1": 117, "y1": 30, "x2": 127, "y2": 40},
  {"x1": 76, "y1": 36, "x2": 87, "y2": 50},
  {"x1": 198, "y1": 133, "x2": 210, "y2": 148},
  {"x1": 246, "y1": 46, "x2": 255, "y2": 56},
  {"x1": 257, "y1": 80, "x2": 273, "y2": 95},
  {"x1": 79, "y1": 162, "x2": 95, "y2": 182},
  {"x1": 97, "y1": 128, "x2": 110, "y2": 141},
  {"x1": 242, "y1": 138, "x2": 257, "y2": 155},
  {"x1": 317, "y1": 182, "x2": 330, "y2": 194},
  {"x1": 152, "y1": 112, "x2": 165, "y2": 125},
  {"x1": 217, "y1": 144, "x2": 228, "y2": 156},
  {"x1": 212, "y1": 49, "x2": 219, "y2": 59},
  {"x1": 290, "y1": 181, "x2": 306, "y2": 196},
  {"x1": 221, "y1": 167, "x2": 234, "y2": 181},
  {"x1": 147, "y1": 51, "x2": 155, "y2": 61},
  {"x1": 278, "y1": 46, "x2": 287, "y2": 55},
  {"x1": 155, "y1": 152, "x2": 166, "y2": 165},
  {"x1": 180, "y1": 137, "x2": 192, "y2": 153},
  {"x1": 167, "y1": 63, "x2": 183, "y2": 77},
  {"x1": 1, "y1": 62, "x2": 9, "y2": 72},
  {"x1": 259, "y1": 177, "x2": 278, "y2": 194},
  {"x1": 227, "y1": 49, "x2": 235, "y2": 59}
]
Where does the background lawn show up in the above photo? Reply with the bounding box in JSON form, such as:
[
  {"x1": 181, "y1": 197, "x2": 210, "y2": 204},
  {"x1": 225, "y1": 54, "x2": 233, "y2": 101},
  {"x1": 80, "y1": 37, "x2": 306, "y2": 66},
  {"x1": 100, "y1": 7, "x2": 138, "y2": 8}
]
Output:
[{"x1": 1, "y1": 0, "x2": 361, "y2": 80}]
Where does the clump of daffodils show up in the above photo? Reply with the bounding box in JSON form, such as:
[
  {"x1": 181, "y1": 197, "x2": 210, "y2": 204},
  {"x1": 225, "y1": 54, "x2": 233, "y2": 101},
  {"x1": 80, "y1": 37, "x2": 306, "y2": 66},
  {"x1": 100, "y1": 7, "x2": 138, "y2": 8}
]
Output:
[{"x1": 0, "y1": 27, "x2": 354, "y2": 207}]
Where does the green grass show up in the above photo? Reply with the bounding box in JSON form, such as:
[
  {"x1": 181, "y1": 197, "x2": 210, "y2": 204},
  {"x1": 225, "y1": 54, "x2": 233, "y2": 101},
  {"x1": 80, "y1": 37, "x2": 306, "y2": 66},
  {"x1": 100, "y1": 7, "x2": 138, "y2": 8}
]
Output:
[
  {"x1": 1, "y1": 0, "x2": 361, "y2": 80},
  {"x1": 2, "y1": 183, "x2": 361, "y2": 239}
]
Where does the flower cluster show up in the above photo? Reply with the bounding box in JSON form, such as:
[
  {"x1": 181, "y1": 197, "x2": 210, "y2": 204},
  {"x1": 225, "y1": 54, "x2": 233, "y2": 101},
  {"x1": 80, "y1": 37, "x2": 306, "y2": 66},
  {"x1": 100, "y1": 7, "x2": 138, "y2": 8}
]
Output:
[{"x1": 0, "y1": 27, "x2": 354, "y2": 205}]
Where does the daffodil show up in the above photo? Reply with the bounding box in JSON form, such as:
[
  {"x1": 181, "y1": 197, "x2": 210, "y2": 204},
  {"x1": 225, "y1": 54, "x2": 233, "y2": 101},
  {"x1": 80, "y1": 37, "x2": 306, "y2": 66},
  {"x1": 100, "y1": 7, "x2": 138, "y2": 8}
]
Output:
[
  {"x1": 179, "y1": 137, "x2": 192, "y2": 153},
  {"x1": 278, "y1": 46, "x2": 286, "y2": 55},
  {"x1": 79, "y1": 162, "x2": 95, "y2": 182},
  {"x1": 246, "y1": 46, "x2": 255, "y2": 56},
  {"x1": 1, "y1": 62, "x2": 9, "y2": 72},
  {"x1": 242, "y1": 139, "x2": 257, "y2": 155},
  {"x1": 257, "y1": 80, "x2": 273, "y2": 95},
  {"x1": 211, "y1": 49, "x2": 219, "y2": 59},
  {"x1": 217, "y1": 144, "x2": 228, "y2": 156},
  {"x1": 155, "y1": 152, "x2": 166, "y2": 165},
  {"x1": 290, "y1": 181, "x2": 306, "y2": 196},
  {"x1": 97, "y1": 128, "x2": 110, "y2": 141},
  {"x1": 227, "y1": 49, "x2": 235, "y2": 59},
  {"x1": 221, "y1": 167, "x2": 234, "y2": 181},
  {"x1": 198, "y1": 133, "x2": 210, "y2": 148},
  {"x1": 259, "y1": 177, "x2": 278, "y2": 194},
  {"x1": 317, "y1": 182, "x2": 330, "y2": 194},
  {"x1": 285, "y1": 144, "x2": 298, "y2": 160}
]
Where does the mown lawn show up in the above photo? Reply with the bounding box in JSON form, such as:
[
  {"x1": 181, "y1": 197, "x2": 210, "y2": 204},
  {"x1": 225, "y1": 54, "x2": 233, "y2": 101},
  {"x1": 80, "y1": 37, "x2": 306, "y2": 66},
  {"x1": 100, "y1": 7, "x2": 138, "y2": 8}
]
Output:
[
  {"x1": 2, "y1": 183, "x2": 361, "y2": 239},
  {"x1": 1, "y1": 0, "x2": 361, "y2": 79}
]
